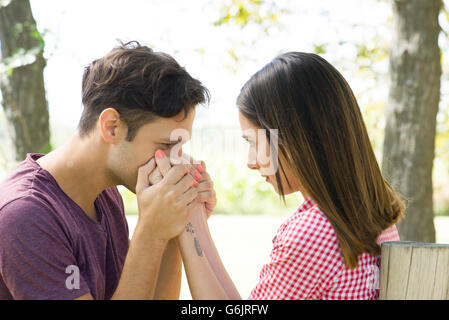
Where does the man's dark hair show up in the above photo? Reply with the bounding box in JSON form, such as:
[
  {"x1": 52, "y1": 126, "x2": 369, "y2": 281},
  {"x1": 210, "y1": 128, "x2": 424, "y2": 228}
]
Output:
[{"x1": 78, "y1": 41, "x2": 210, "y2": 141}]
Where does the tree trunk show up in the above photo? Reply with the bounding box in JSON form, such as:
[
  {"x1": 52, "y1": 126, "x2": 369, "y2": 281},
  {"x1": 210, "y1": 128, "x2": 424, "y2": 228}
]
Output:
[
  {"x1": 382, "y1": 0, "x2": 441, "y2": 242},
  {"x1": 0, "y1": 0, "x2": 50, "y2": 161}
]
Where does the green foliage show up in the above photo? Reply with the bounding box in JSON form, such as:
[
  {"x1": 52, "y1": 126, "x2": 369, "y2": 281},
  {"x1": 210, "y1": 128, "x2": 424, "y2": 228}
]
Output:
[
  {"x1": 209, "y1": 162, "x2": 300, "y2": 215},
  {"x1": 214, "y1": 0, "x2": 285, "y2": 32},
  {"x1": 39, "y1": 141, "x2": 53, "y2": 154},
  {"x1": 313, "y1": 44, "x2": 327, "y2": 55},
  {"x1": 0, "y1": 46, "x2": 43, "y2": 76}
]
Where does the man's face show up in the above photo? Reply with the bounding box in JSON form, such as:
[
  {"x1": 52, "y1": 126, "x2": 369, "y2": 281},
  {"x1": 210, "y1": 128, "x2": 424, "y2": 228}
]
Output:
[{"x1": 107, "y1": 109, "x2": 195, "y2": 193}]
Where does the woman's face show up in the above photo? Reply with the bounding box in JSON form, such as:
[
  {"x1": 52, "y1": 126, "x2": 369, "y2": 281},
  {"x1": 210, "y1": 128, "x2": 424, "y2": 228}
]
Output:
[{"x1": 238, "y1": 112, "x2": 304, "y2": 196}]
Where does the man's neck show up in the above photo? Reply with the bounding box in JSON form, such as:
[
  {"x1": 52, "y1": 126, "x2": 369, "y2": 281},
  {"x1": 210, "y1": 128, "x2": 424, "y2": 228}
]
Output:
[{"x1": 36, "y1": 133, "x2": 114, "y2": 222}]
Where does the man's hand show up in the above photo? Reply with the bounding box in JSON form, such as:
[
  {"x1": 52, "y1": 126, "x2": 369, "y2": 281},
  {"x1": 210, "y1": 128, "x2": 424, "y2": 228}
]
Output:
[
  {"x1": 135, "y1": 154, "x2": 198, "y2": 241},
  {"x1": 148, "y1": 151, "x2": 216, "y2": 218}
]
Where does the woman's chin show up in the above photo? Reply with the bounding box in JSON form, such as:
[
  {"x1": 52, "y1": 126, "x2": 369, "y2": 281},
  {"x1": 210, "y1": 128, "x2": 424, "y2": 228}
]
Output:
[{"x1": 271, "y1": 182, "x2": 298, "y2": 196}]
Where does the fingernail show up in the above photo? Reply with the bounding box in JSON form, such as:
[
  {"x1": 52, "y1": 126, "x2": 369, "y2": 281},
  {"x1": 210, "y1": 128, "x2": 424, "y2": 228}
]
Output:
[
  {"x1": 193, "y1": 180, "x2": 199, "y2": 188},
  {"x1": 196, "y1": 164, "x2": 204, "y2": 173},
  {"x1": 156, "y1": 150, "x2": 164, "y2": 159},
  {"x1": 194, "y1": 172, "x2": 202, "y2": 181}
]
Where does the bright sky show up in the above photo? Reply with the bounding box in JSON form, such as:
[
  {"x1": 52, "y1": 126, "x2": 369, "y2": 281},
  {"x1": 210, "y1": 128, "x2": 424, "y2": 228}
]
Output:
[{"x1": 29, "y1": 0, "x2": 391, "y2": 134}]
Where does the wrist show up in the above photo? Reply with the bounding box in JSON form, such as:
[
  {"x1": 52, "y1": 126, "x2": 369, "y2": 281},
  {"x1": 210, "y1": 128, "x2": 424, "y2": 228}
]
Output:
[{"x1": 132, "y1": 220, "x2": 169, "y2": 249}]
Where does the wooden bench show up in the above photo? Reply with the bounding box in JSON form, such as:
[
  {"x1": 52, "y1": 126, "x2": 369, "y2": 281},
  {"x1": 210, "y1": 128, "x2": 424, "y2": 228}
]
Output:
[{"x1": 380, "y1": 241, "x2": 449, "y2": 299}]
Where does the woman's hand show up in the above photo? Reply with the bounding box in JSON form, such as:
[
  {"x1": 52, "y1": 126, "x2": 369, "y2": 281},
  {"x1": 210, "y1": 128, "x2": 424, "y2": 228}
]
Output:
[
  {"x1": 193, "y1": 160, "x2": 216, "y2": 218},
  {"x1": 148, "y1": 150, "x2": 217, "y2": 219}
]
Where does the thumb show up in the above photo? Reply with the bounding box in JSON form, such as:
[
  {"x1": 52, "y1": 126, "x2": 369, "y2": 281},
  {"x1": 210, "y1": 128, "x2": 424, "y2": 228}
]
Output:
[{"x1": 135, "y1": 158, "x2": 156, "y2": 194}]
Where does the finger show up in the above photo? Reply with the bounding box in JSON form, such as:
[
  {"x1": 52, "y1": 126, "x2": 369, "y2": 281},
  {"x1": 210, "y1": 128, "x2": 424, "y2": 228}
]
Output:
[
  {"x1": 136, "y1": 158, "x2": 156, "y2": 193},
  {"x1": 163, "y1": 164, "x2": 190, "y2": 185},
  {"x1": 196, "y1": 191, "x2": 213, "y2": 203},
  {"x1": 172, "y1": 172, "x2": 198, "y2": 196},
  {"x1": 197, "y1": 160, "x2": 206, "y2": 173},
  {"x1": 177, "y1": 186, "x2": 199, "y2": 207},
  {"x1": 187, "y1": 154, "x2": 205, "y2": 174},
  {"x1": 179, "y1": 153, "x2": 198, "y2": 176},
  {"x1": 155, "y1": 149, "x2": 172, "y2": 177},
  {"x1": 165, "y1": 151, "x2": 202, "y2": 184},
  {"x1": 148, "y1": 166, "x2": 163, "y2": 185},
  {"x1": 181, "y1": 158, "x2": 202, "y2": 183},
  {"x1": 196, "y1": 179, "x2": 212, "y2": 192}
]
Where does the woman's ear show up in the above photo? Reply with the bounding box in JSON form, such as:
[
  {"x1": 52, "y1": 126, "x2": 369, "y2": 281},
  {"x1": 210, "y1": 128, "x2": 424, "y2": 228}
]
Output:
[{"x1": 97, "y1": 107, "x2": 125, "y2": 144}]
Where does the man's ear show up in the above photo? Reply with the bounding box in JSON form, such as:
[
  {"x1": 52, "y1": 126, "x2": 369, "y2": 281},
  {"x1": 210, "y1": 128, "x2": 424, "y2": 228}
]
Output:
[{"x1": 97, "y1": 108, "x2": 125, "y2": 144}]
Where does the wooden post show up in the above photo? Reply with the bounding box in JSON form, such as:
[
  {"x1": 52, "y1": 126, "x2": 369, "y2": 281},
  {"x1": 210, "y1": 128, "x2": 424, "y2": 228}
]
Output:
[{"x1": 380, "y1": 241, "x2": 449, "y2": 299}]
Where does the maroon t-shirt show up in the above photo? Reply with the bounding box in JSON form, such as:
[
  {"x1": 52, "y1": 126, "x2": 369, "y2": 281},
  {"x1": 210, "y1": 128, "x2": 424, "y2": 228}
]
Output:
[{"x1": 0, "y1": 153, "x2": 129, "y2": 300}]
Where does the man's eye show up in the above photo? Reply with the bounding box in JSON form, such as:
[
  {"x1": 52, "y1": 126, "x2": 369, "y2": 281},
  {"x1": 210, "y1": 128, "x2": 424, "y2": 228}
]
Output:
[{"x1": 161, "y1": 143, "x2": 173, "y2": 149}]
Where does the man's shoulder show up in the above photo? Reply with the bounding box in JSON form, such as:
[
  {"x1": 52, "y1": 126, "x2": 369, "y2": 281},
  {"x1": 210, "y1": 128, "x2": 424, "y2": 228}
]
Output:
[
  {"x1": 0, "y1": 195, "x2": 58, "y2": 238},
  {"x1": 0, "y1": 161, "x2": 44, "y2": 210}
]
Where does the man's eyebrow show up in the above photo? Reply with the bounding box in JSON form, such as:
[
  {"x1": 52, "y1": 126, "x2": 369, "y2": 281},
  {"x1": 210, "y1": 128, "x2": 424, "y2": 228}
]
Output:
[{"x1": 158, "y1": 137, "x2": 183, "y2": 143}]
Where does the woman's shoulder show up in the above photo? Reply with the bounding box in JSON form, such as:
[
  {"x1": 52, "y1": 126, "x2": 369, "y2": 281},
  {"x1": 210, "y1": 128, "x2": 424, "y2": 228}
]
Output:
[
  {"x1": 275, "y1": 197, "x2": 340, "y2": 252},
  {"x1": 377, "y1": 224, "x2": 400, "y2": 244}
]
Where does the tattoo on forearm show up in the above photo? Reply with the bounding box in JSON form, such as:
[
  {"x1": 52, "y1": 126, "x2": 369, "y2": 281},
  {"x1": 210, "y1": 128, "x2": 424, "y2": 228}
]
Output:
[
  {"x1": 194, "y1": 237, "x2": 203, "y2": 257},
  {"x1": 185, "y1": 222, "x2": 194, "y2": 234},
  {"x1": 185, "y1": 222, "x2": 203, "y2": 257}
]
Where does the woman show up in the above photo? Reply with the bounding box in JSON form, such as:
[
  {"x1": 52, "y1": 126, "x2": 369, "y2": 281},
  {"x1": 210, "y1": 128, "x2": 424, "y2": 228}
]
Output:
[{"x1": 154, "y1": 52, "x2": 405, "y2": 300}]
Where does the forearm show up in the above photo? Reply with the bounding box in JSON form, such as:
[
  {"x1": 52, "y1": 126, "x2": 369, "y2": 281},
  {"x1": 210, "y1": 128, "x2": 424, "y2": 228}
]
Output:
[
  {"x1": 111, "y1": 222, "x2": 167, "y2": 300},
  {"x1": 178, "y1": 205, "x2": 241, "y2": 300},
  {"x1": 177, "y1": 219, "x2": 228, "y2": 300},
  {"x1": 153, "y1": 239, "x2": 182, "y2": 299},
  {"x1": 193, "y1": 207, "x2": 241, "y2": 299}
]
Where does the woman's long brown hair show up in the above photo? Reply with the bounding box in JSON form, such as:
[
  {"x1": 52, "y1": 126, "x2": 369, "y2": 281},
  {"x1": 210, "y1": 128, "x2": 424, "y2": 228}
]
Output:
[{"x1": 237, "y1": 52, "x2": 405, "y2": 268}]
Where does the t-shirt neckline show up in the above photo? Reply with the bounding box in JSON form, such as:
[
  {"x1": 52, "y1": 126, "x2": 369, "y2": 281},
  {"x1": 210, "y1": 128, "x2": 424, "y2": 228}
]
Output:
[{"x1": 26, "y1": 153, "x2": 107, "y2": 232}]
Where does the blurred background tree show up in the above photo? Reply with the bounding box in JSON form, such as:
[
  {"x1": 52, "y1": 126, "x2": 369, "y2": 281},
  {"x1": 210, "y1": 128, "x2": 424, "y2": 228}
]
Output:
[
  {"x1": 382, "y1": 0, "x2": 441, "y2": 242},
  {"x1": 0, "y1": 0, "x2": 50, "y2": 161}
]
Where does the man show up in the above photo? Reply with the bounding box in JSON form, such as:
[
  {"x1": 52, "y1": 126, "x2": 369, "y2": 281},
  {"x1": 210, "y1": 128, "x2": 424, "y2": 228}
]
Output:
[{"x1": 0, "y1": 41, "x2": 216, "y2": 300}]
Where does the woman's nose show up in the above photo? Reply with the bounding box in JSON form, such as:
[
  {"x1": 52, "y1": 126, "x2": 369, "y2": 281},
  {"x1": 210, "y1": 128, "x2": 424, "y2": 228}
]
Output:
[
  {"x1": 248, "y1": 162, "x2": 258, "y2": 170},
  {"x1": 247, "y1": 147, "x2": 259, "y2": 170},
  {"x1": 247, "y1": 158, "x2": 259, "y2": 170}
]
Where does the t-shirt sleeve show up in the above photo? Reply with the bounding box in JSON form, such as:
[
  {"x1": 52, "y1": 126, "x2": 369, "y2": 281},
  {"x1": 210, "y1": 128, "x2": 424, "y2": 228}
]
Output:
[
  {"x1": 0, "y1": 197, "x2": 90, "y2": 300},
  {"x1": 249, "y1": 210, "x2": 342, "y2": 300}
]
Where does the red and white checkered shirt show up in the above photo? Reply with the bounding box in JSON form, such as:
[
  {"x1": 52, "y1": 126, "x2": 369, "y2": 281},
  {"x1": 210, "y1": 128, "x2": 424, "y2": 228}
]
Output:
[{"x1": 249, "y1": 197, "x2": 400, "y2": 300}]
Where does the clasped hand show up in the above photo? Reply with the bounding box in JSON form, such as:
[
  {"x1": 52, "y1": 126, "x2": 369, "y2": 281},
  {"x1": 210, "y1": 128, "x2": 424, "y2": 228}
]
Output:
[{"x1": 134, "y1": 149, "x2": 216, "y2": 241}]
